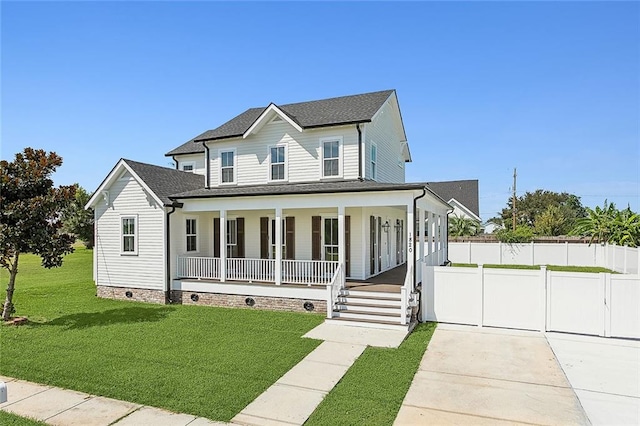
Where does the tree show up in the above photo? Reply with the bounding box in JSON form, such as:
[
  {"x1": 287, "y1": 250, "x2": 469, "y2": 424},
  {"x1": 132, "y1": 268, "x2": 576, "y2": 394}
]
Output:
[
  {"x1": 573, "y1": 201, "x2": 640, "y2": 247},
  {"x1": 495, "y1": 225, "x2": 534, "y2": 243},
  {"x1": 62, "y1": 185, "x2": 94, "y2": 249},
  {"x1": 497, "y1": 190, "x2": 586, "y2": 234},
  {"x1": 449, "y1": 214, "x2": 481, "y2": 237},
  {"x1": 0, "y1": 148, "x2": 76, "y2": 321},
  {"x1": 534, "y1": 205, "x2": 568, "y2": 236}
]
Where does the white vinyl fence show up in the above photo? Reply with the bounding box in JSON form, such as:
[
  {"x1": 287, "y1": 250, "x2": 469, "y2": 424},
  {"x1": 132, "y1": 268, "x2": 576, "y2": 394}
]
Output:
[
  {"x1": 448, "y1": 242, "x2": 639, "y2": 274},
  {"x1": 422, "y1": 265, "x2": 640, "y2": 339}
]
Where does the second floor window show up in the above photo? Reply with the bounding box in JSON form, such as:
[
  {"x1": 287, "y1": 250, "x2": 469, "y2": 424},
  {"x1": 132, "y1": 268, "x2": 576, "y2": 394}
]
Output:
[
  {"x1": 186, "y1": 219, "x2": 197, "y2": 252},
  {"x1": 270, "y1": 146, "x2": 286, "y2": 181},
  {"x1": 371, "y1": 144, "x2": 377, "y2": 180},
  {"x1": 322, "y1": 140, "x2": 340, "y2": 177},
  {"x1": 220, "y1": 150, "x2": 235, "y2": 183},
  {"x1": 181, "y1": 162, "x2": 195, "y2": 173}
]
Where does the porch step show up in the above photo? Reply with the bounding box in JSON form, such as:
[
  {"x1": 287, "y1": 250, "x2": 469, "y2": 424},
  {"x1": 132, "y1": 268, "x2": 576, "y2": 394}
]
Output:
[
  {"x1": 325, "y1": 317, "x2": 409, "y2": 331},
  {"x1": 332, "y1": 310, "x2": 402, "y2": 323},
  {"x1": 334, "y1": 303, "x2": 401, "y2": 315},
  {"x1": 341, "y1": 290, "x2": 401, "y2": 300}
]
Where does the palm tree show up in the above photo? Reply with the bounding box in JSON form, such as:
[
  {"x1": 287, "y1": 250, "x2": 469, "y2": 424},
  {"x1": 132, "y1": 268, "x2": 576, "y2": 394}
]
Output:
[{"x1": 449, "y1": 214, "x2": 481, "y2": 237}]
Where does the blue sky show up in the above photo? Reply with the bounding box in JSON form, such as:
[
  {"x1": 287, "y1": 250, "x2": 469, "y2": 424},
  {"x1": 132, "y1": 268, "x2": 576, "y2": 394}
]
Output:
[{"x1": 2, "y1": 1, "x2": 638, "y2": 220}]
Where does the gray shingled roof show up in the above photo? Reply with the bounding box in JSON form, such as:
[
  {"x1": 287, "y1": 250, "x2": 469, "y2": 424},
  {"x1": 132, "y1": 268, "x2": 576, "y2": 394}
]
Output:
[
  {"x1": 426, "y1": 180, "x2": 479, "y2": 217},
  {"x1": 124, "y1": 159, "x2": 204, "y2": 205},
  {"x1": 166, "y1": 90, "x2": 395, "y2": 156},
  {"x1": 170, "y1": 179, "x2": 429, "y2": 200}
]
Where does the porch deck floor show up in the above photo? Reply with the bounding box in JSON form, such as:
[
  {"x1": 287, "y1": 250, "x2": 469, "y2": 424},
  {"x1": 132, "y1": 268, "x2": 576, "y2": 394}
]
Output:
[{"x1": 346, "y1": 263, "x2": 406, "y2": 293}]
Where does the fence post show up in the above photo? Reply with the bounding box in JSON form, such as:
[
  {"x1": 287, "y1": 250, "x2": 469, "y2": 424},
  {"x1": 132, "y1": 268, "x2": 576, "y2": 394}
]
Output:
[
  {"x1": 623, "y1": 246, "x2": 628, "y2": 274},
  {"x1": 478, "y1": 264, "x2": 484, "y2": 327},
  {"x1": 499, "y1": 241, "x2": 503, "y2": 265},
  {"x1": 468, "y1": 240, "x2": 472, "y2": 264},
  {"x1": 540, "y1": 266, "x2": 547, "y2": 332},
  {"x1": 531, "y1": 241, "x2": 535, "y2": 265},
  {"x1": 565, "y1": 241, "x2": 569, "y2": 266},
  {"x1": 602, "y1": 273, "x2": 611, "y2": 337},
  {"x1": 612, "y1": 243, "x2": 617, "y2": 272}
]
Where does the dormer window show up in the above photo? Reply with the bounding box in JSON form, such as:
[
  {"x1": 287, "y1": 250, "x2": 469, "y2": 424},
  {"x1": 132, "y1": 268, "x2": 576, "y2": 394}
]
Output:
[
  {"x1": 269, "y1": 145, "x2": 286, "y2": 181},
  {"x1": 220, "y1": 149, "x2": 236, "y2": 184},
  {"x1": 321, "y1": 137, "x2": 342, "y2": 178},
  {"x1": 181, "y1": 161, "x2": 195, "y2": 173}
]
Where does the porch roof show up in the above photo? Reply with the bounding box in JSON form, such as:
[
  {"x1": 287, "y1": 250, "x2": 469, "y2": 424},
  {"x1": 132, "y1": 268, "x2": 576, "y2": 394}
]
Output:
[{"x1": 169, "y1": 179, "x2": 443, "y2": 201}]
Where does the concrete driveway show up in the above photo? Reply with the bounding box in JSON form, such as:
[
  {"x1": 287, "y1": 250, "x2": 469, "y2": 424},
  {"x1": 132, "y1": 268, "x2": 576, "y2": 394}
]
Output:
[
  {"x1": 547, "y1": 332, "x2": 640, "y2": 425},
  {"x1": 395, "y1": 324, "x2": 589, "y2": 425}
]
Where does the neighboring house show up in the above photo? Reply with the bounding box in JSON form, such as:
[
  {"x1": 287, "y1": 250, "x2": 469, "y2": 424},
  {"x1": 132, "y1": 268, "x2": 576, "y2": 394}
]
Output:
[
  {"x1": 426, "y1": 180, "x2": 480, "y2": 222},
  {"x1": 87, "y1": 90, "x2": 451, "y2": 329}
]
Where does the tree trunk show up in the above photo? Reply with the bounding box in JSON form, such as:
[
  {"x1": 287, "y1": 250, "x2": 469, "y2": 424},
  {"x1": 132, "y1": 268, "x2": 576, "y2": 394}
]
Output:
[{"x1": 2, "y1": 252, "x2": 19, "y2": 321}]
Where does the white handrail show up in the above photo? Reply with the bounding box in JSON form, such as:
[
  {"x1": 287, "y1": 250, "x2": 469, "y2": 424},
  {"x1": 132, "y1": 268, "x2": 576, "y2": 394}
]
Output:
[
  {"x1": 326, "y1": 263, "x2": 344, "y2": 318},
  {"x1": 400, "y1": 262, "x2": 413, "y2": 325},
  {"x1": 177, "y1": 256, "x2": 220, "y2": 279}
]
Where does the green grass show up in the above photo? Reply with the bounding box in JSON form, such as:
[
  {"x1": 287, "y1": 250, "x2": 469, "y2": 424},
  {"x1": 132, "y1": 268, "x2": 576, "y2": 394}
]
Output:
[
  {"x1": 0, "y1": 248, "x2": 323, "y2": 421},
  {"x1": 0, "y1": 411, "x2": 47, "y2": 426},
  {"x1": 305, "y1": 322, "x2": 437, "y2": 425},
  {"x1": 452, "y1": 263, "x2": 615, "y2": 273}
]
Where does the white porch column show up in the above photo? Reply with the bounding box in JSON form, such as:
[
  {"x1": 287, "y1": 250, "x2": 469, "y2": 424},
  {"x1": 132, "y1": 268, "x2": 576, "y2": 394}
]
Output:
[
  {"x1": 275, "y1": 207, "x2": 282, "y2": 285},
  {"x1": 220, "y1": 209, "x2": 227, "y2": 282},
  {"x1": 338, "y1": 205, "x2": 345, "y2": 269},
  {"x1": 431, "y1": 212, "x2": 437, "y2": 263},
  {"x1": 418, "y1": 208, "x2": 425, "y2": 284},
  {"x1": 438, "y1": 215, "x2": 445, "y2": 265},
  {"x1": 443, "y1": 214, "x2": 449, "y2": 264},
  {"x1": 406, "y1": 203, "x2": 414, "y2": 291}
]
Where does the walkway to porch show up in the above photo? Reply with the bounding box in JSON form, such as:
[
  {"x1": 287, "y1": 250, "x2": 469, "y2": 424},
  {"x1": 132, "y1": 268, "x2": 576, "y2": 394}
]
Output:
[{"x1": 346, "y1": 263, "x2": 407, "y2": 293}]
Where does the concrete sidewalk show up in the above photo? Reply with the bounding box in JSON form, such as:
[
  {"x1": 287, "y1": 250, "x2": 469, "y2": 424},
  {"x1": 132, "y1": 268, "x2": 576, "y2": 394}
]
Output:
[
  {"x1": 0, "y1": 376, "x2": 224, "y2": 426},
  {"x1": 232, "y1": 323, "x2": 408, "y2": 425},
  {"x1": 395, "y1": 324, "x2": 590, "y2": 425},
  {"x1": 547, "y1": 332, "x2": 640, "y2": 425}
]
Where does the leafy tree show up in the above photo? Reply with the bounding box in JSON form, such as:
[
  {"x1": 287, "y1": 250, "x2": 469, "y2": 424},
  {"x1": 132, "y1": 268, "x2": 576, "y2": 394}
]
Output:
[
  {"x1": 495, "y1": 225, "x2": 534, "y2": 243},
  {"x1": 62, "y1": 185, "x2": 94, "y2": 249},
  {"x1": 449, "y1": 214, "x2": 481, "y2": 237},
  {"x1": 0, "y1": 148, "x2": 76, "y2": 321},
  {"x1": 573, "y1": 201, "x2": 640, "y2": 247},
  {"x1": 498, "y1": 190, "x2": 586, "y2": 234},
  {"x1": 534, "y1": 205, "x2": 568, "y2": 236}
]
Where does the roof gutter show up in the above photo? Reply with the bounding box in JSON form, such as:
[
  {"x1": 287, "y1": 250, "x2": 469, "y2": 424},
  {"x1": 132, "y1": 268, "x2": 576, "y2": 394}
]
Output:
[
  {"x1": 201, "y1": 141, "x2": 211, "y2": 189},
  {"x1": 356, "y1": 124, "x2": 363, "y2": 180},
  {"x1": 413, "y1": 187, "x2": 427, "y2": 322},
  {"x1": 165, "y1": 202, "x2": 183, "y2": 304}
]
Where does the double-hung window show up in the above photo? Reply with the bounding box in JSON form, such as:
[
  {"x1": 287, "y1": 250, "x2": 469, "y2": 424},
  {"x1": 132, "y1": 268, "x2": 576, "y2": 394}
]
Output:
[
  {"x1": 323, "y1": 218, "x2": 339, "y2": 261},
  {"x1": 186, "y1": 219, "x2": 197, "y2": 252},
  {"x1": 371, "y1": 144, "x2": 377, "y2": 180},
  {"x1": 121, "y1": 216, "x2": 137, "y2": 255},
  {"x1": 270, "y1": 146, "x2": 286, "y2": 181},
  {"x1": 321, "y1": 138, "x2": 341, "y2": 177},
  {"x1": 220, "y1": 150, "x2": 236, "y2": 184}
]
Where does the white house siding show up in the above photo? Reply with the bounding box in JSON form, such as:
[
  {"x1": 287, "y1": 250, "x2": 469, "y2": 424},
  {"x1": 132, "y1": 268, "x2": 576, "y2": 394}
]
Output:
[
  {"x1": 94, "y1": 172, "x2": 165, "y2": 290},
  {"x1": 363, "y1": 100, "x2": 406, "y2": 183},
  {"x1": 174, "y1": 153, "x2": 206, "y2": 176},
  {"x1": 205, "y1": 122, "x2": 359, "y2": 186}
]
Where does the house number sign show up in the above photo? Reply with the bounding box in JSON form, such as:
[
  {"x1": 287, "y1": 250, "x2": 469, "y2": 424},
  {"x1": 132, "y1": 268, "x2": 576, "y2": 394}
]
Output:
[{"x1": 408, "y1": 232, "x2": 413, "y2": 253}]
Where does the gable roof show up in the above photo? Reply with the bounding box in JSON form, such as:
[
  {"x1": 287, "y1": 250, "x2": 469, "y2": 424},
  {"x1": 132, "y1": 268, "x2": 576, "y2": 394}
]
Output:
[
  {"x1": 166, "y1": 89, "x2": 396, "y2": 156},
  {"x1": 86, "y1": 159, "x2": 204, "y2": 208},
  {"x1": 426, "y1": 180, "x2": 479, "y2": 217}
]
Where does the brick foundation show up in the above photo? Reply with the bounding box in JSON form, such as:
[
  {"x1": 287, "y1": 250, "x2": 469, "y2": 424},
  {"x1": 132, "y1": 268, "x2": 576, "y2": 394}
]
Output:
[
  {"x1": 97, "y1": 286, "x2": 166, "y2": 304},
  {"x1": 171, "y1": 290, "x2": 326, "y2": 314}
]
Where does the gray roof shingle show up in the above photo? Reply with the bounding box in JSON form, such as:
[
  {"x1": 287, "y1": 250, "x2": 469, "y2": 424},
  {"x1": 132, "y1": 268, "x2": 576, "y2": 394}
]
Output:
[
  {"x1": 165, "y1": 90, "x2": 395, "y2": 156},
  {"x1": 124, "y1": 159, "x2": 205, "y2": 205},
  {"x1": 169, "y1": 179, "x2": 429, "y2": 200},
  {"x1": 426, "y1": 180, "x2": 479, "y2": 217}
]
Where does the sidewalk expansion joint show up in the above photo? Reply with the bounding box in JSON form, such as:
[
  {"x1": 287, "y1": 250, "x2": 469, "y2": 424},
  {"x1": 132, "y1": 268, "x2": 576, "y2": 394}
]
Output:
[
  {"x1": 420, "y1": 369, "x2": 573, "y2": 390},
  {"x1": 43, "y1": 391, "x2": 95, "y2": 422},
  {"x1": 272, "y1": 382, "x2": 328, "y2": 394},
  {"x1": 401, "y1": 405, "x2": 547, "y2": 426}
]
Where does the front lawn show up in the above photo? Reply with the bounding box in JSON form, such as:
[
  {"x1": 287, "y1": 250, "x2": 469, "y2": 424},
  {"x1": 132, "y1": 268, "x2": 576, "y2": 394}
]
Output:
[
  {"x1": 0, "y1": 411, "x2": 46, "y2": 426},
  {"x1": 306, "y1": 322, "x2": 437, "y2": 425},
  {"x1": 0, "y1": 248, "x2": 323, "y2": 421}
]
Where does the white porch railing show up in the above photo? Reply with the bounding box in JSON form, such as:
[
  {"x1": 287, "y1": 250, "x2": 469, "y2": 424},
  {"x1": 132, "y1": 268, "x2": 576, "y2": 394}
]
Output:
[
  {"x1": 400, "y1": 261, "x2": 413, "y2": 325},
  {"x1": 177, "y1": 256, "x2": 220, "y2": 279},
  {"x1": 326, "y1": 263, "x2": 345, "y2": 318},
  {"x1": 282, "y1": 260, "x2": 339, "y2": 286},
  {"x1": 226, "y1": 258, "x2": 276, "y2": 282}
]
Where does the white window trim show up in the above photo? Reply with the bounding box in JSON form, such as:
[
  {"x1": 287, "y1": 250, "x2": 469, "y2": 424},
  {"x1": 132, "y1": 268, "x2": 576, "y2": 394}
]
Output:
[
  {"x1": 218, "y1": 148, "x2": 237, "y2": 185},
  {"x1": 319, "y1": 136, "x2": 343, "y2": 179},
  {"x1": 180, "y1": 161, "x2": 196, "y2": 173},
  {"x1": 185, "y1": 217, "x2": 199, "y2": 253},
  {"x1": 370, "y1": 143, "x2": 378, "y2": 180},
  {"x1": 120, "y1": 214, "x2": 138, "y2": 256},
  {"x1": 268, "y1": 144, "x2": 288, "y2": 182}
]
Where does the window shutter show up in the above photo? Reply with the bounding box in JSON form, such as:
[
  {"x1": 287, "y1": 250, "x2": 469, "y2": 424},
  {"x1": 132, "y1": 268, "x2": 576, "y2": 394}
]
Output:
[
  {"x1": 237, "y1": 217, "x2": 245, "y2": 258},
  {"x1": 370, "y1": 216, "x2": 375, "y2": 275},
  {"x1": 312, "y1": 216, "x2": 321, "y2": 260},
  {"x1": 213, "y1": 218, "x2": 220, "y2": 258},
  {"x1": 345, "y1": 215, "x2": 351, "y2": 277},
  {"x1": 285, "y1": 217, "x2": 295, "y2": 260},
  {"x1": 260, "y1": 217, "x2": 269, "y2": 259}
]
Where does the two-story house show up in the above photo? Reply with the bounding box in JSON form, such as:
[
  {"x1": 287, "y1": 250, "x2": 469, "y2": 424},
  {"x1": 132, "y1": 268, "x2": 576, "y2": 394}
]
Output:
[{"x1": 87, "y1": 90, "x2": 451, "y2": 329}]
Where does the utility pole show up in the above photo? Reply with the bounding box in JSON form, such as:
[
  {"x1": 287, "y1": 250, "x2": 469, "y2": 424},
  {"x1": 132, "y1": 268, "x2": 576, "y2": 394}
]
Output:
[{"x1": 512, "y1": 168, "x2": 517, "y2": 230}]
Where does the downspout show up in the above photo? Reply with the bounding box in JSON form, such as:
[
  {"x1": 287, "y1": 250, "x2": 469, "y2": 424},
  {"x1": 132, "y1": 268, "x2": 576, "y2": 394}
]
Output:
[
  {"x1": 201, "y1": 141, "x2": 211, "y2": 189},
  {"x1": 165, "y1": 202, "x2": 183, "y2": 304},
  {"x1": 172, "y1": 156, "x2": 178, "y2": 170},
  {"x1": 356, "y1": 124, "x2": 363, "y2": 181},
  {"x1": 413, "y1": 187, "x2": 427, "y2": 321}
]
